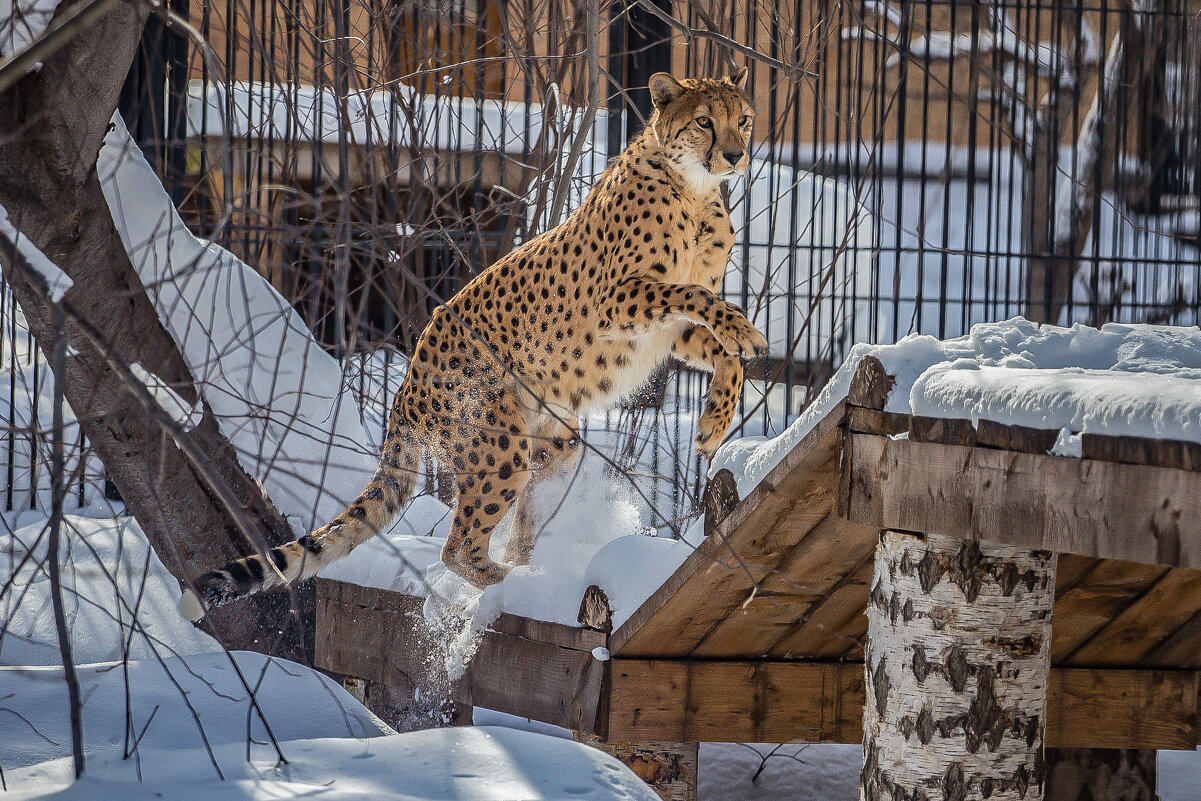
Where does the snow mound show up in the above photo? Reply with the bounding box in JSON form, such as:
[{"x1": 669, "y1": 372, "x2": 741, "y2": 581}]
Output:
[
  {"x1": 3, "y1": 726, "x2": 660, "y2": 801},
  {"x1": 97, "y1": 114, "x2": 378, "y2": 532},
  {"x1": 0, "y1": 651, "x2": 388, "y2": 774},
  {"x1": 0, "y1": 514, "x2": 218, "y2": 666},
  {"x1": 713, "y1": 318, "x2": 1201, "y2": 497}
]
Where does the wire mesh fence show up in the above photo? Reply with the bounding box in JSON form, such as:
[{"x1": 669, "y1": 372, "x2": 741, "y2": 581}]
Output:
[{"x1": 1, "y1": 0, "x2": 1199, "y2": 516}]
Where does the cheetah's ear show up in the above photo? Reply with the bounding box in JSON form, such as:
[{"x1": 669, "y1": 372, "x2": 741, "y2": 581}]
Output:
[
  {"x1": 727, "y1": 66, "x2": 748, "y2": 92},
  {"x1": 649, "y1": 72, "x2": 684, "y2": 108}
]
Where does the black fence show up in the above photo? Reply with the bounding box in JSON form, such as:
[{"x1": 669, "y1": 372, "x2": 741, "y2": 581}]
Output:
[{"x1": 2, "y1": 0, "x2": 1199, "y2": 515}]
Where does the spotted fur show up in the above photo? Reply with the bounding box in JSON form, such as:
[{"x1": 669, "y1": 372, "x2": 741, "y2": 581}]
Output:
[{"x1": 182, "y1": 69, "x2": 763, "y2": 612}]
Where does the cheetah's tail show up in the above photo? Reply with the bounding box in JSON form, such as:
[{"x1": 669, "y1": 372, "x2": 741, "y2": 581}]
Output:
[{"x1": 178, "y1": 425, "x2": 421, "y2": 621}]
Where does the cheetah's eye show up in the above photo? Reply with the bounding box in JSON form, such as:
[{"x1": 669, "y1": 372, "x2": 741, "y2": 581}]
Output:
[
  {"x1": 738, "y1": 115, "x2": 750, "y2": 127},
  {"x1": 695, "y1": 116, "x2": 711, "y2": 128}
]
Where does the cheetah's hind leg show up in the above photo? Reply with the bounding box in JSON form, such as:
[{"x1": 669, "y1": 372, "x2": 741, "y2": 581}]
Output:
[
  {"x1": 439, "y1": 400, "x2": 534, "y2": 589},
  {"x1": 503, "y1": 421, "x2": 581, "y2": 566}
]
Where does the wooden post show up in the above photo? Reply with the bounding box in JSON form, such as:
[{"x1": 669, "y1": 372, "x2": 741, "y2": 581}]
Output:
[
  {"x1": 862, "y1": 531, "x2": 1057, "y2": 801},
  {"x1": 1044, "y1": 749, "x2": 1156, "y2": 801},
  {"x1": 340, "y1": 675, "x2": 471, "y2": 733},
  {"x1": 575, "y1": 733, "x2": 698, "y2": 801}
]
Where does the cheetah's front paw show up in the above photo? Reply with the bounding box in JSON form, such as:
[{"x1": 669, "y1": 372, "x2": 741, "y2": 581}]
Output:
[
  {"x1": 714, "y1": 312, "x2": 768, "y2": 359},
  {"x1": 695, "y1": 410, "x2": 732, "y2": 460}
]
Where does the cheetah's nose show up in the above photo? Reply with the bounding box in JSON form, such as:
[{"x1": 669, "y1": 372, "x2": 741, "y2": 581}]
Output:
[{"x1": 723, "y1": 150, "x2": 744, "y2": 165}]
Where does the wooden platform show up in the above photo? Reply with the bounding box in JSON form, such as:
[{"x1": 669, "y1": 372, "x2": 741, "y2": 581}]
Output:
[{"x1": 316, "y1": 383, "x2": 1201, "y2": 751}]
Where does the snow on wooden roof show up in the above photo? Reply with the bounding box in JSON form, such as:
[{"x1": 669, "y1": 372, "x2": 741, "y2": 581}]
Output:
[{"x1": 315, "y1": 354, "x2": 1201, "y2": 751}]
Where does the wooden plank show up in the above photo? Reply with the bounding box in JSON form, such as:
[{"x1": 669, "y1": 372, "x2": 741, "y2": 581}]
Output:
[
  {"x1": 607, "y1": 659, "x2": 863, "y2": 744},
  {"x1": 1054, "y1": 554, "x2": 1104, "y2": 597},
  {"x1": 1141, "y1": 606, "x2": 1201, "y2": 669},
  {"x1": 689, "y1": 515, "x2": 878, "y2": 658},
  {"x1": 316, "y1": 580, "x2": 430, "y2": 690},
  {"x1": 610, "y1": 404, "x2": 847, "y2": 657},
  {"x1": 467, "y1": 625, "x2": 606, "y2": 732},
  {"x1": 1050, "y1": 560, "x2": 1170, "y2": 662},
  {"x1": 842, "y1": 433, "x2": 1201, "y2": 568},
  {"x1": 845, "y1": 406, "x2": 910, "y2": 436},
  {"x1": 1046, "y1": 668, "x2": 1199, "y2": 750},
  {"x1": 975, "y1": 418, "x2": 1059, "y2": 454},
  {"x1": 608, "y1": 660, "x2": 1199, "y2": 750},
  {"x1": 1065, "y1": 569, "x2": 1201, "y2": 667},
  {"x1": 1082, "y1": 432, "x2": 1201, "y2": 472},
  {"x1": 909, "y1": 415, "x2": 976, "y2": 447},
  {"x1": 315, "y1": 579, "x2": 606, "y2": 733},
  {"x1": 767, "y1": 554, "x2": 873, "y2": 659}
]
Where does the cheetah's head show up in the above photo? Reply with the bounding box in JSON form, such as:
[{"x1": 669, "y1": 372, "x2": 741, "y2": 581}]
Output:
[{"x1": 648, "y1": 68, "x2": 754, "y2": 193}]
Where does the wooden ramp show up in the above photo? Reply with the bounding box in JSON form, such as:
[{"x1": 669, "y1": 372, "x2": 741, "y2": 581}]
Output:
[{"x1": 315, "y1": 376, "x2": 1201, "y2": 751}]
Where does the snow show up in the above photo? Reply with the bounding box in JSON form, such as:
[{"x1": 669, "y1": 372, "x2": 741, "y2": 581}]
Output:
[
  {"x1": 187, "y1": 79, "x2": 609, "y2": 157},
  {"x1": 713, "y1": 318, "x2": 1201, "y2": 497},
  {"x1": 0, "y1": 0, "x2": 58, "y2": 61},
  {"x1": 0, "y1": 509, "x2": 663, "y2": 800},
  {"x1": 3, "y1": 727, "x2": 659, "y2": 801},
  {"x1": 0, "y1": 514, "x2": 216, "y2": 666},
  {"x1": 97, "y1": 114, "x2": 379, "y2": 532},
  {"x1": 0, "y1": 203, "x2": 73, "y2": 303},
  {"x1": 128, "y1": 362, "x2": 203, "y2": 431}
]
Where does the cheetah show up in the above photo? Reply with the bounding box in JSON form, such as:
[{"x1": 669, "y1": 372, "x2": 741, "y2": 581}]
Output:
[{"x1": 181, "y1": 68, "x2": 766, "y2": 613}]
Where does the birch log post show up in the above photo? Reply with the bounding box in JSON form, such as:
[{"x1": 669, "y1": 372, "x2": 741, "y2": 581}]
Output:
[{"x1": 861, "y1": 531, "x2": 1057, "y2": 801}]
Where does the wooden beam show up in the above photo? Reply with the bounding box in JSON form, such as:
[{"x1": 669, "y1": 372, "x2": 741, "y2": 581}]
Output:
[
  {"x1": 841, "y1": 433, "x2": 1201, "y2": 568},
  {"x1": 607, "y1": 659, "x2": 863, "y2": 744},
  {"x1": 315, "y1": 579, "x2": 607, "y2": 733},
  {"x1": 575, "y1": 734, "x2": 698, "y2": 801},
  {"x1": 607, "y1": 660, "x2": 1199, "y2": 750},
  {"x1": 1048, "y1": 669, "x2": 1199, "y2": 750},
  {"x1": 688, "y1": 515, "x2": 878, "y2": 658},
  {"x1": 610, "y1": 402, "x2": 847, "y2": 657}
]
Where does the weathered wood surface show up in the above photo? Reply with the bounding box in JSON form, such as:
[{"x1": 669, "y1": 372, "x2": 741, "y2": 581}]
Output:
[
  {"x1": 842, "y1": 432, "x2": 1201, "y2": 568},
  {"x1": 688, "y1": 515, "x2": 878, "y2": 658},
  {"x1": 575, "y1": 735, "x2": 698, "y2": 801},
  {"x1": 1045, "y1": 749, "x2": 1157, "y2": 801},
  {"x1": 847, "y1": 355, "x2": 895, "y2": 409},
  {"x1": 607, "y1": 659, "x2": 1198, "y2": 749},
  {"x1": 315, "y1": 579, "x2": 605, "y2": 732},
  {"x1": 608, "y1": 659, "x2": 864, "y2": 743},
  {"x1": 1049, "y1": 560, "x2": 1169, "y2": 662},
  {"x1": 1082, "y1": 432, "x2": 1201, "y2": 472},
  {"x1": 1047, "y1": 668, "x2": 1198, "y2": 750},
  {"x1": 610, "y1": 403, "x2": 846, "y2": 657}
]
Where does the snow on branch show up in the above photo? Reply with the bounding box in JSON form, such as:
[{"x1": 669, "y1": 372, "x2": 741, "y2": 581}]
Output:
[
  {"x1": 0, "y1": 202, "x2": 73, "y2": 302},
  {"x1": 128, "y1": 362, "x2": 204, "y2": 432},
  {"x1": 845, "y1": 1, "x2": 1098, "y2": 83}
]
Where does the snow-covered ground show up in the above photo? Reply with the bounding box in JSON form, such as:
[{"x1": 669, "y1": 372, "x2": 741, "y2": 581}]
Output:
[{"x1": 0, "y1": 510, "x2": 662, "y2": 800}]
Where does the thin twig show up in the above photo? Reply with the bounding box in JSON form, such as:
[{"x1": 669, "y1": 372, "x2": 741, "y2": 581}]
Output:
[
  {"x1": 632, "y1": 0, "x2": 815, "y2": 81},
  {"x1": 47, "y1": 301, "x2": 85, "y2": 779}
]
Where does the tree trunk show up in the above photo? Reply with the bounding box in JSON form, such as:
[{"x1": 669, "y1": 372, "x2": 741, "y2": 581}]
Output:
[
  {"x1": 1054, "y1": 0, "x2": 1163, "y2": 326},
  {"x1": 0, "y1": 0, "x2": 301, "y2": 656},
  {"x1": 1045, "y1": 749, "x2": 1156, "y2": 801},
  {"x1": 861, "y1": 531, "x2": 1057, "y2": 801}
]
